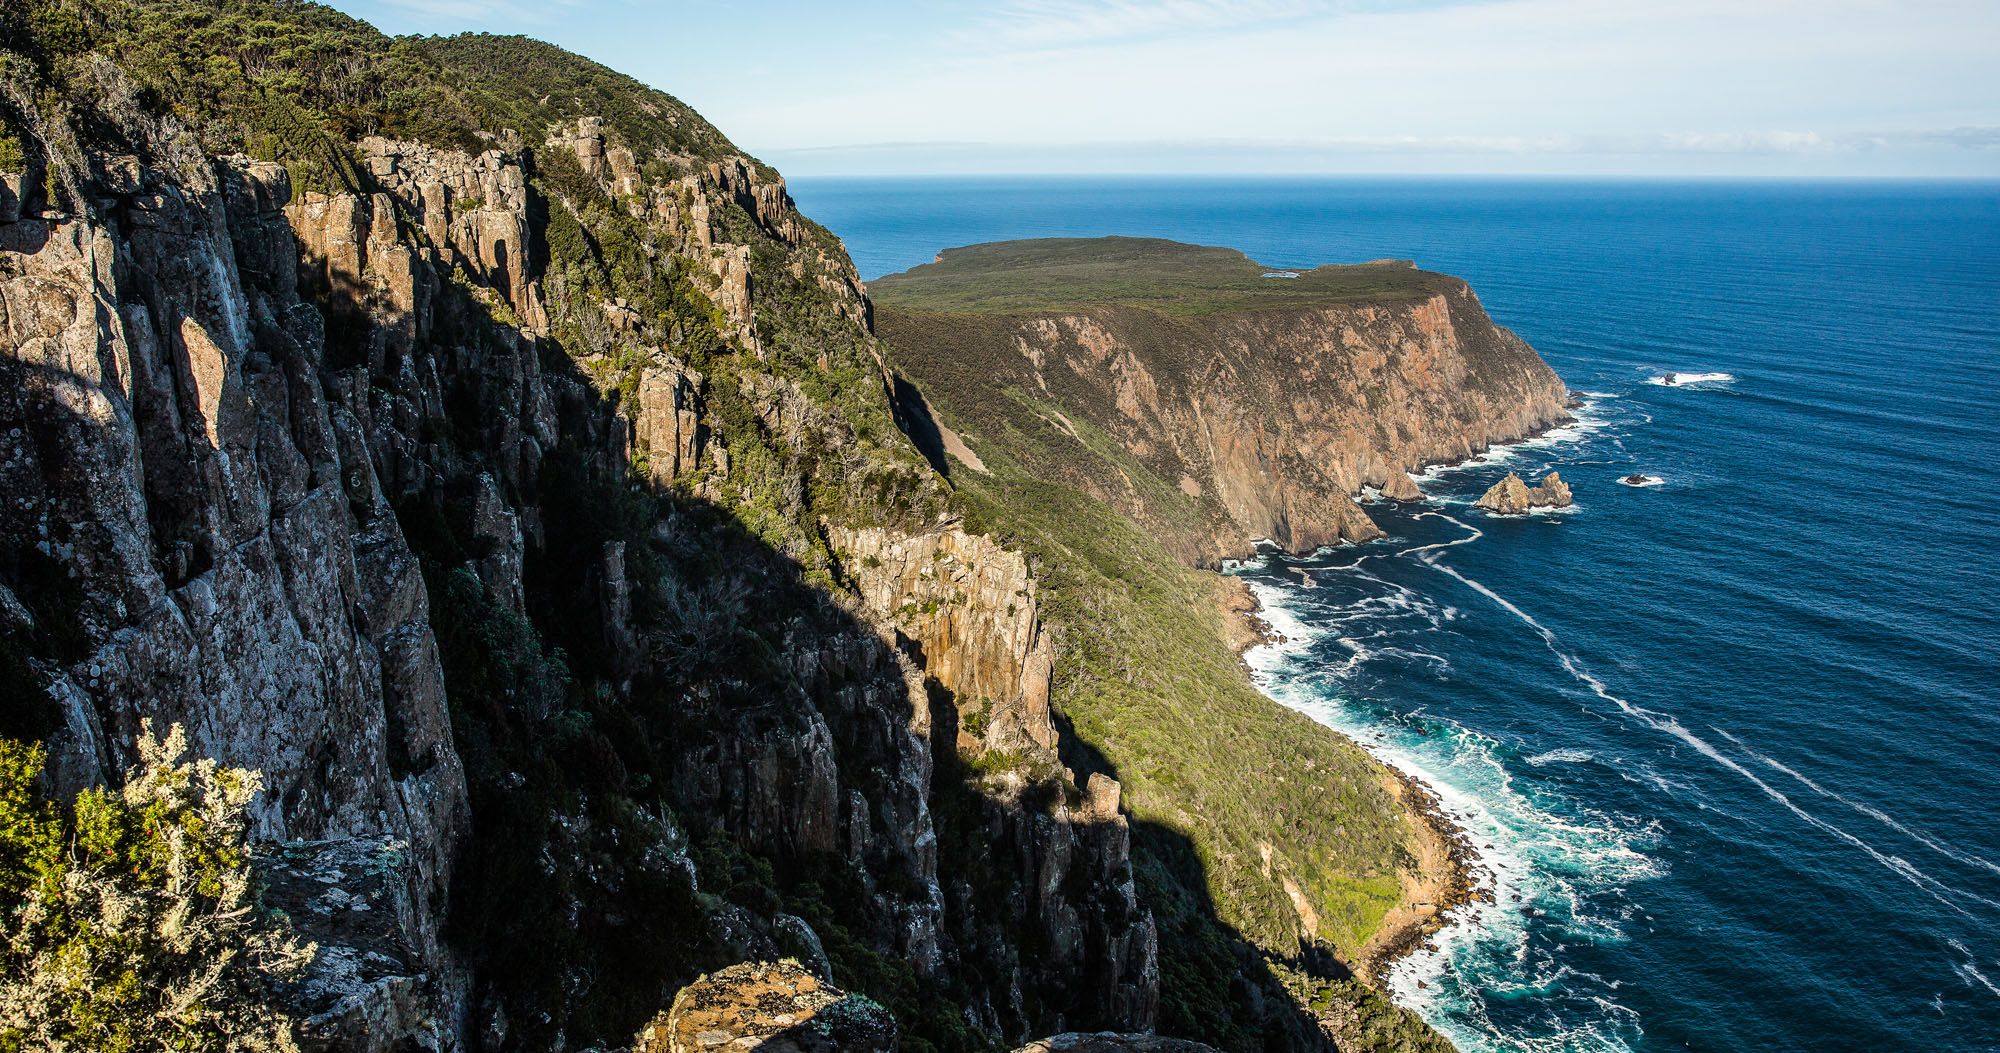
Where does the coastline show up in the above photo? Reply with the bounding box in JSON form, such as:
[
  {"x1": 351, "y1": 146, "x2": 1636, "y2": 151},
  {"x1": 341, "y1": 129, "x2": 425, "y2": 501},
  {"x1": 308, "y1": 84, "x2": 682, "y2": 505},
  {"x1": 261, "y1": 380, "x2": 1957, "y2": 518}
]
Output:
[
  {"x1": 1358, "y1": 767, "x2": 1481, "y2": 985},
  {"x1": 1217, "y1": 405, "x2": 1586, "y2": 994},
  {"x1": 1220, "y1": 579, "x2": 1479, "y2": 991}
]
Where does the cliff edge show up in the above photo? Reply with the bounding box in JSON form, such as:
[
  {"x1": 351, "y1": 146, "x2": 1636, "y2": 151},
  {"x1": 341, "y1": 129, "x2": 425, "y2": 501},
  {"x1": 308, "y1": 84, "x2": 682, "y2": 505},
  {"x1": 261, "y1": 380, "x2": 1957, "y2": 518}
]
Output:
[{"x1": 874, "y1": 237, "x2": 1571, "y2": 563}]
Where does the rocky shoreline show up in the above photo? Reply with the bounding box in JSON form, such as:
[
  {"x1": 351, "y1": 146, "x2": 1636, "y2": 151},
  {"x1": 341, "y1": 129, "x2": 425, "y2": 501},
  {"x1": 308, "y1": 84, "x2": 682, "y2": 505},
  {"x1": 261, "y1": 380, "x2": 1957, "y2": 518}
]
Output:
[
  {"x1": 1217, "y1": 408, "x2": 1590, "y2": 995},
  {"x1": 1217, "y1": 579, "x2": 1477, "y2": 992},
  {"x1": 1359, "y1": 767, "x2": 1481, "y2": 985}
]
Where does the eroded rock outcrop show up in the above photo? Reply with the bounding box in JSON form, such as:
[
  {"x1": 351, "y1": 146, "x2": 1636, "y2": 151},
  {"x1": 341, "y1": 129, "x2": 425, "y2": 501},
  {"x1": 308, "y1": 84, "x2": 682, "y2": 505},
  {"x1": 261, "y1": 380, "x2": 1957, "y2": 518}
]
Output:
[
  {"x1": 633, "y1": 961, "x2": 898, "y2": 1053},
  {"x1": 1475, "y1": 470, "x2": 1572, "y2": 514}
]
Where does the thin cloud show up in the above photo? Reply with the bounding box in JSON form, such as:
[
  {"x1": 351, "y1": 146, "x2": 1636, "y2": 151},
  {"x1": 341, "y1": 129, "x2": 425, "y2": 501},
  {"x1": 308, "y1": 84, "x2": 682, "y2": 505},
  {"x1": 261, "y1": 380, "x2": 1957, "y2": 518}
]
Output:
[
  {"x1": 375, "y1": 0, "x2": 581, "y2": 27},
  {"x1": 964, "y1": 0, "x2": 1332, "y2": 49},
  {"x1": 778, "y1": 127, "x2": 2000, "y2": 157}
]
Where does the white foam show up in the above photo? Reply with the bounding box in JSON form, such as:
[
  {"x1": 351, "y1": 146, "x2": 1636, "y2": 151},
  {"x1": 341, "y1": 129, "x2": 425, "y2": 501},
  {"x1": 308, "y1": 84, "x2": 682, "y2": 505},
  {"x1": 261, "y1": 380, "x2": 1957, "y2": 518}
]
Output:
[
  {"x1": 1645, "y1": 371, "x2": 1735, "y2": 387},
  {"x1": 1526, "y1": 749, "x2": 1594, "y2": 767},
  {"x1": 1949, "y1": 939, "x2": 2000, "y2": 1000},
  {"x1": 1716, "y1": 728, "x2": 2000, "y2": 879},
  {"x1": 1414, "y1": 399, "x2": 1615, "y2": 483},
  {"x1": 1424, "y1": 554, "x2": 2000, "y2": 920},
  {"x1": 1403, "y1": 512, "x2": 1484, "y2": 555},
  {"x1": 1246, "y1": 561, "x2": 1657, "y2": 1052},
  {"x1": 1617, "y1": 475, "x2": 1665, "y2": 488}
]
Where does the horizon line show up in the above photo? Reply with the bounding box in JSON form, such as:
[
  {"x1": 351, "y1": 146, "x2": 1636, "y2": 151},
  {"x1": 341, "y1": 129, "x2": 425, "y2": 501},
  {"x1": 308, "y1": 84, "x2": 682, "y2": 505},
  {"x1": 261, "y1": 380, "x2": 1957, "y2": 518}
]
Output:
[{"x1": 781, "y1": 170, "x2": 2000, "y2": 183}]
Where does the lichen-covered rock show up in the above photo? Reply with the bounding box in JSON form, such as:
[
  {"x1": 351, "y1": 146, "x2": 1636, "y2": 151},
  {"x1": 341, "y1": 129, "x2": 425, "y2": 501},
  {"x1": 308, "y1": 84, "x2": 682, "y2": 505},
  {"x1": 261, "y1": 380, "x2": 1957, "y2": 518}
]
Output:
[
  {"x1": 259, "y1": 839, "x2": 452, "y2": 1053},
  {"x1": 634, "y1": 961, "x2": 897, "y2": 1053},
  {"x1": 1013, "y1": 1033, "x2": 1223, "y2": 1053}
]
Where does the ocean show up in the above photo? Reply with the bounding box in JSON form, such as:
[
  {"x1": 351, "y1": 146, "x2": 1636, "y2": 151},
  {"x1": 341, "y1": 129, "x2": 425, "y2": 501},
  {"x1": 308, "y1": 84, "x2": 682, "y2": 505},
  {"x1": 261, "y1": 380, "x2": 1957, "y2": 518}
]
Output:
[{"x1": 788, "y1": 176, "x2": 2000, "y2": 1052}]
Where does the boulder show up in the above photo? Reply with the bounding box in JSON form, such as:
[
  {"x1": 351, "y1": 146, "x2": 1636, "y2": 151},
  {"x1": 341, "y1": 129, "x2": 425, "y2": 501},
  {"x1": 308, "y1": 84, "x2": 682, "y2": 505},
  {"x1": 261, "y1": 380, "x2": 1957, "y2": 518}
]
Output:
[
  {"x1": 1014, "y1": 1034, "x2": 1223, "y2": 1053},
  {"x1": 634, "y1": 961, "x2": 897, "y2": 1053}
]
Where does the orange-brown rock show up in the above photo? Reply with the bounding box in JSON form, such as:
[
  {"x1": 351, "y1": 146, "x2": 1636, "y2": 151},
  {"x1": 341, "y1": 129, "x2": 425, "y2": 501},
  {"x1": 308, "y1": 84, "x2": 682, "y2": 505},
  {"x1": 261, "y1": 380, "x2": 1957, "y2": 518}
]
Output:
[
  {"x1": 874, "y1": 238, "x2": 1570, "y2": 564},
  {"x1": 832, "y1": 524, "x2": 1058, "y2": 753}
]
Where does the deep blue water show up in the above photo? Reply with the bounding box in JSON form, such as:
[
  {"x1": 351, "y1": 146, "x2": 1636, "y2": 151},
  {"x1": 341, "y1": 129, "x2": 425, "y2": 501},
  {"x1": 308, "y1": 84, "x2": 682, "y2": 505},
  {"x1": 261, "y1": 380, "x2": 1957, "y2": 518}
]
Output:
[{"x1": 789, "y1": 177, "x2": 2000, "y2": 1052}]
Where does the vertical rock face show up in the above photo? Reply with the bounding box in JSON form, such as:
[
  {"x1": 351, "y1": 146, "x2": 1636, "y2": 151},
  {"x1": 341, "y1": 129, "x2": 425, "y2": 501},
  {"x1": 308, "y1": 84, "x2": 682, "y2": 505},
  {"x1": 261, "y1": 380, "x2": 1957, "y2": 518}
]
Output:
[
  {"x1": 830, "y1": 524, "x2": 1159, "y2": 1037},
  {"x1": 832, "y1": 525, "x2": 1057, "y2": 753},
  {"x1": 2, "y1": 45, "x2": 1157, "y2": 1053},
  {"x1": 1, "y1": 136, "x2": 468, "y2": 1050}
]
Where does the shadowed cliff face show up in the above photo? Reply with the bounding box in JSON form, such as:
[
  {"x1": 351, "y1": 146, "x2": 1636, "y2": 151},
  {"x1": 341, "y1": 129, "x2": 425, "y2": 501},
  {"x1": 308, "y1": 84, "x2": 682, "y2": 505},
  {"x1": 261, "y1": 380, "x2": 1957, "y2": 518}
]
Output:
[
  {"x1": 874, "y1": 238, "x2": 1571, "y2": 563},
  {"x1": 0, "y1": 27, "x2": 1162, "y2": 1050}
]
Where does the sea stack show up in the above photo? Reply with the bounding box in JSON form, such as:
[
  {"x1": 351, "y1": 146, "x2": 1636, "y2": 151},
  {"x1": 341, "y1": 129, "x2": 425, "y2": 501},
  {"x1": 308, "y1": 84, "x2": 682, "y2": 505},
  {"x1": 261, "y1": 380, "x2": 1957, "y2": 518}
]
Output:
[
  {"x1": 1380, "y1": 472, "x2": 1425, "y2": 502},
  {"x1": 1476, "y1": 471, "x2": 1573, "y2": 514}
]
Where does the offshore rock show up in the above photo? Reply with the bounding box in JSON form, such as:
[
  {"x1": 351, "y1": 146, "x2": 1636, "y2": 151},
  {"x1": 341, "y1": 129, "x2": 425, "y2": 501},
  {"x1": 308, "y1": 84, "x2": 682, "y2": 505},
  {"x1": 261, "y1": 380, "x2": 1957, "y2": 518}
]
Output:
[
  {"x1": 1475, "y1": 472, "x2": 1533, "y2": 514},
  {"x1": 633, "y1": 961, "x2": 897, "y2": 1053},
  {"x1": 1531, "y1": 470, "x2": 1573, "y2": 507},
  {"x1": 1475, "y1": 471, "x2": 1571, "y2": 514}
]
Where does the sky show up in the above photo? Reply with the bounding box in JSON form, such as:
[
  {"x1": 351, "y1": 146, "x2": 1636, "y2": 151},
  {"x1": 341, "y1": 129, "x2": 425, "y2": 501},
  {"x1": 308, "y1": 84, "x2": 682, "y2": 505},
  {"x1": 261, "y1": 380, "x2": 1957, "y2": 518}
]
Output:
[{"x1": 329, "y1": 0, "x2": 2000, "y2": 178}]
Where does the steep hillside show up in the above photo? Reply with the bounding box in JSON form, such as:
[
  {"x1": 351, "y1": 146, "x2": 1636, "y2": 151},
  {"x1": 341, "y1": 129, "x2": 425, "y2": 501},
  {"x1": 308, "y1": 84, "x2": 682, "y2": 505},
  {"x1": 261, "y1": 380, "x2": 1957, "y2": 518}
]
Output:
[
  {"x1": 875, "y1": 237, "x2": 1570, "y2": 563},
  {"x1": 3, "y1": 5, "x2": 1459, "y2": 1053},
  {"x1": 0, "y1": 4, "x2": 1146, "y2": 1049}
]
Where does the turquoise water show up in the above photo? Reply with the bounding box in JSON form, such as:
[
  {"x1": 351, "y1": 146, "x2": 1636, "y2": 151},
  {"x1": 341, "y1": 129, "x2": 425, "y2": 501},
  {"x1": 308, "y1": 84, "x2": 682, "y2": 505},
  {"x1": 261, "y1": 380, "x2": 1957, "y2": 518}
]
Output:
[{"x1": 791, "y1": 177, "x2": 2000, "y2": 1052}]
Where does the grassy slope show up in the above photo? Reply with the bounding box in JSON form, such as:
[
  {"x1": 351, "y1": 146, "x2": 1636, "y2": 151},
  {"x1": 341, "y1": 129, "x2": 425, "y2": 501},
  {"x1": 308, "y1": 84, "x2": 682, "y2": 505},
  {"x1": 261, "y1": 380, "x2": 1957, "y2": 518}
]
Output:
[
  {"x1": 871, "y1": 236, "x2": 1450, "y2": 316},
  {"x1": 942, "y1": 413, "x2": 1447, "y2": 1051},
  {"x1": 884, "y1": 237, "x2": 1454, "y2": 1049}
]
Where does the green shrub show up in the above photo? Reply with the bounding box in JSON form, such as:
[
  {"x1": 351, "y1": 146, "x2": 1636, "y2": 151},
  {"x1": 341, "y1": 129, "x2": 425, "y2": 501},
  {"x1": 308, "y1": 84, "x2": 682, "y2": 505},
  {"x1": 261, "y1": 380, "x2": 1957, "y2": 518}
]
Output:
[{"x1": 0, "y1": 724, "x2": 312, "y2": 1052}]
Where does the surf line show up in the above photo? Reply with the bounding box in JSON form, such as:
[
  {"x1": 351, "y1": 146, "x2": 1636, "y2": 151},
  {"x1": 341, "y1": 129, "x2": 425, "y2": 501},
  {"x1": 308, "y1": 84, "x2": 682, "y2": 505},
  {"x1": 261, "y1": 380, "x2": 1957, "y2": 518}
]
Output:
[
  {"x1": 1711, "y1": 727, "x2": 2000, "y2": 880},
  {"x1": 1418, "y1": 552, "x2": 2000, "y2": 921},
  {"x1": 1403, "y1": 512, "x2": 1484, "y2": 556}
]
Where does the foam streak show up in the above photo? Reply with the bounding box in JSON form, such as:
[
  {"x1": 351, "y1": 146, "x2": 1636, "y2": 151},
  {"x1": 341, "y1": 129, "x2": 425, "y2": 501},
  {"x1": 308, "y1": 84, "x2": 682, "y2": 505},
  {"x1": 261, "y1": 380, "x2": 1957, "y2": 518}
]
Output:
[{"x1": 1421, "y1": 554, "x2": 2000, "y2": 920}]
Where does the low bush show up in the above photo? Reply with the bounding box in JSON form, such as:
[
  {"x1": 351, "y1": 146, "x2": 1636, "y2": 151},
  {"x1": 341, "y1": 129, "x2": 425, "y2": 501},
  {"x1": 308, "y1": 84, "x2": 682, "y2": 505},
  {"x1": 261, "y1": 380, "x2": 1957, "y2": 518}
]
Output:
[{"x1": 0, "y1": 724, "x2": 312, "y2": 1052}]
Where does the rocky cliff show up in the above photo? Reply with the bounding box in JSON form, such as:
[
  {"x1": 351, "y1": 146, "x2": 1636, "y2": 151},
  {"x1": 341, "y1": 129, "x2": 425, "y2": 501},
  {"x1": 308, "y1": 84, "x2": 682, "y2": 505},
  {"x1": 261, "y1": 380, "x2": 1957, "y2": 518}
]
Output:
[
  {"x1": 874, "y1": 237, "x2": 1571, "y2": 563},
  {"x1": 0, "y1": 7, "x2": 1496, "y2": 1053},
  {"x1": 0, "y1": 6, "x2": 1164, "y2": 1049}
]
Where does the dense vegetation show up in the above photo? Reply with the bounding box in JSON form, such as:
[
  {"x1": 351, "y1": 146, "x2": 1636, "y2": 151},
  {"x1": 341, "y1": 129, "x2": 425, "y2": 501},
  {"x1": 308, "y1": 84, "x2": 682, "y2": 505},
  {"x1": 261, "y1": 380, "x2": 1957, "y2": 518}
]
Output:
[
  {"x1": 869, "y1": 236, "x2": 1450, "y2": 316},
  {"x1": 0, "y1": 727, "x2": 311, "y2": 1051}
]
